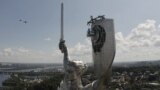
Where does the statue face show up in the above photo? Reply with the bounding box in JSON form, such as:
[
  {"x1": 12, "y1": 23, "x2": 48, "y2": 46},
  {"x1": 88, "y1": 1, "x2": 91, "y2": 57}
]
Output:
[
  {"x1": 73, "y1": 60, "x2": 87, "y2": 75},
  {"x1": 67, "y1": 60, "x2": 87, "y2": 76}
]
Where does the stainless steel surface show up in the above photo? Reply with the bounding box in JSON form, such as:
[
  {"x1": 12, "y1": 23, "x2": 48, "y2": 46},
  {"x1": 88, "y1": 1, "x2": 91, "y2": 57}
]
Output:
[
  {"x1": 91, "y1": 19, "x2": 115, "y2": 78},
  {"x1": 60, "y1": 3, "x2": 64, "y2": 41}
]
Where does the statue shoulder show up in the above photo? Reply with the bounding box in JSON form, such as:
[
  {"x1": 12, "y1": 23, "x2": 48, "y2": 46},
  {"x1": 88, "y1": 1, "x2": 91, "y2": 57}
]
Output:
[{"x1": 65, "y1": 61, "x2": 76, "y2": 72}]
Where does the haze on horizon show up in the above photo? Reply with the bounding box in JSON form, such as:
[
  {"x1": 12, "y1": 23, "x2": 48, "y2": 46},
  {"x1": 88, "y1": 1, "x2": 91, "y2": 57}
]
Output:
[{"x1": 0, "y1": 0, "x2": 160, "y2": 63}]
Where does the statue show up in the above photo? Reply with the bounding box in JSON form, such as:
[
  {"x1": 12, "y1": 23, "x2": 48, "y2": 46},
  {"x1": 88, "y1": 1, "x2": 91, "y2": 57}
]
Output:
[
  {"x1": 58, "y1": 3, "x2": 115, "y2": 90},
  {"x1": 58, "y1": 40, "x2": 87, "y2": 90}
]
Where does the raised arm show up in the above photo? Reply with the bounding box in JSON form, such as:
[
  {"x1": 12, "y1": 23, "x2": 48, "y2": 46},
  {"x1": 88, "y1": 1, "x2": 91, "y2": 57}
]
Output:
[{"x1": 59, "y1": 40, "x2": 69, "y2": 66}]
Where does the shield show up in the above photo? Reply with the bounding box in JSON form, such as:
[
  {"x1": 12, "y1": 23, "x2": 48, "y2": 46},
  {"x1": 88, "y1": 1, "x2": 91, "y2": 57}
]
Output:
[{"x1": 88, "y1": 18, "x2": 116, "y2": 78}]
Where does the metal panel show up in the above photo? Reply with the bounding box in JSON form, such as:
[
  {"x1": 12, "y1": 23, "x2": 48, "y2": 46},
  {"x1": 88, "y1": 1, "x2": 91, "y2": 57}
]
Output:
[{"x1": 90, "y1": 18, "x2": 116, "y2": 78}]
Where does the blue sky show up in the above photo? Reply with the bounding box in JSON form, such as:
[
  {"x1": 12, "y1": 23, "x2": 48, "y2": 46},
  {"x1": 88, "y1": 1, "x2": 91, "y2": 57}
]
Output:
[{"x1": 0, "y1": 0, "x2": 160, "y2": 63}]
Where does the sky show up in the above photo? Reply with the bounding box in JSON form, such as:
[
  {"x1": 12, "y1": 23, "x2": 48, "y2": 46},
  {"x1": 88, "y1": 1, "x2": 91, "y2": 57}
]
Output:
[{"x1": 0, "y1": 0, "x2": 160, "y2": 63}]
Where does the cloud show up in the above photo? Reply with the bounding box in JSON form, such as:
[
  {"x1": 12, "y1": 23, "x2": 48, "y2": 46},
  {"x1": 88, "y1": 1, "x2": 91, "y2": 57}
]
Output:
[
  {"x1": 51, "y1": 39, "x2": 92, "y2": 63},
  {"x1": 115, "y1": 19, "x2": 160, "y2": 62},
  {"x1": 0, "y1": 47, "x2": 55, "y2": 63},
  {"x1": 18, "y1": 48, "x2": 29, "y2": 53},
  {"x1": 68, "y1": 39, "x2": 92, "y2": 62},
  {"x1": 44, "y1": 37, "x2": 51, "y2": 41},
  {"x1": 3, "y1": 48, "x2": 13, "y2": 56},
  {"x1": 115, "y1": 20, "x2": 160, "y2": 49}
]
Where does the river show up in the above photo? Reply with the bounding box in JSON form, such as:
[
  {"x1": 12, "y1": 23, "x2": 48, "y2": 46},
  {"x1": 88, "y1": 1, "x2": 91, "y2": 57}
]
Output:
[{"x1": 0, "y1": 74, "x2": 10, "y2": 87}]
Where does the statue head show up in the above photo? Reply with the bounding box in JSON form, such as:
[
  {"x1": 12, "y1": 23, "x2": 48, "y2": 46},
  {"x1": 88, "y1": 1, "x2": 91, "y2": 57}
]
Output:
[{"x1": 72, "y1": 60, "x2": 87, "y2": 76}]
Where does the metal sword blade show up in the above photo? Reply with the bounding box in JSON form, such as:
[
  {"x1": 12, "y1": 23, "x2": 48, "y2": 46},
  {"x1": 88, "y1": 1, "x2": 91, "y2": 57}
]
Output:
[{"x1": 60, "y1": 2, "x2": 64, "y2": 41}]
